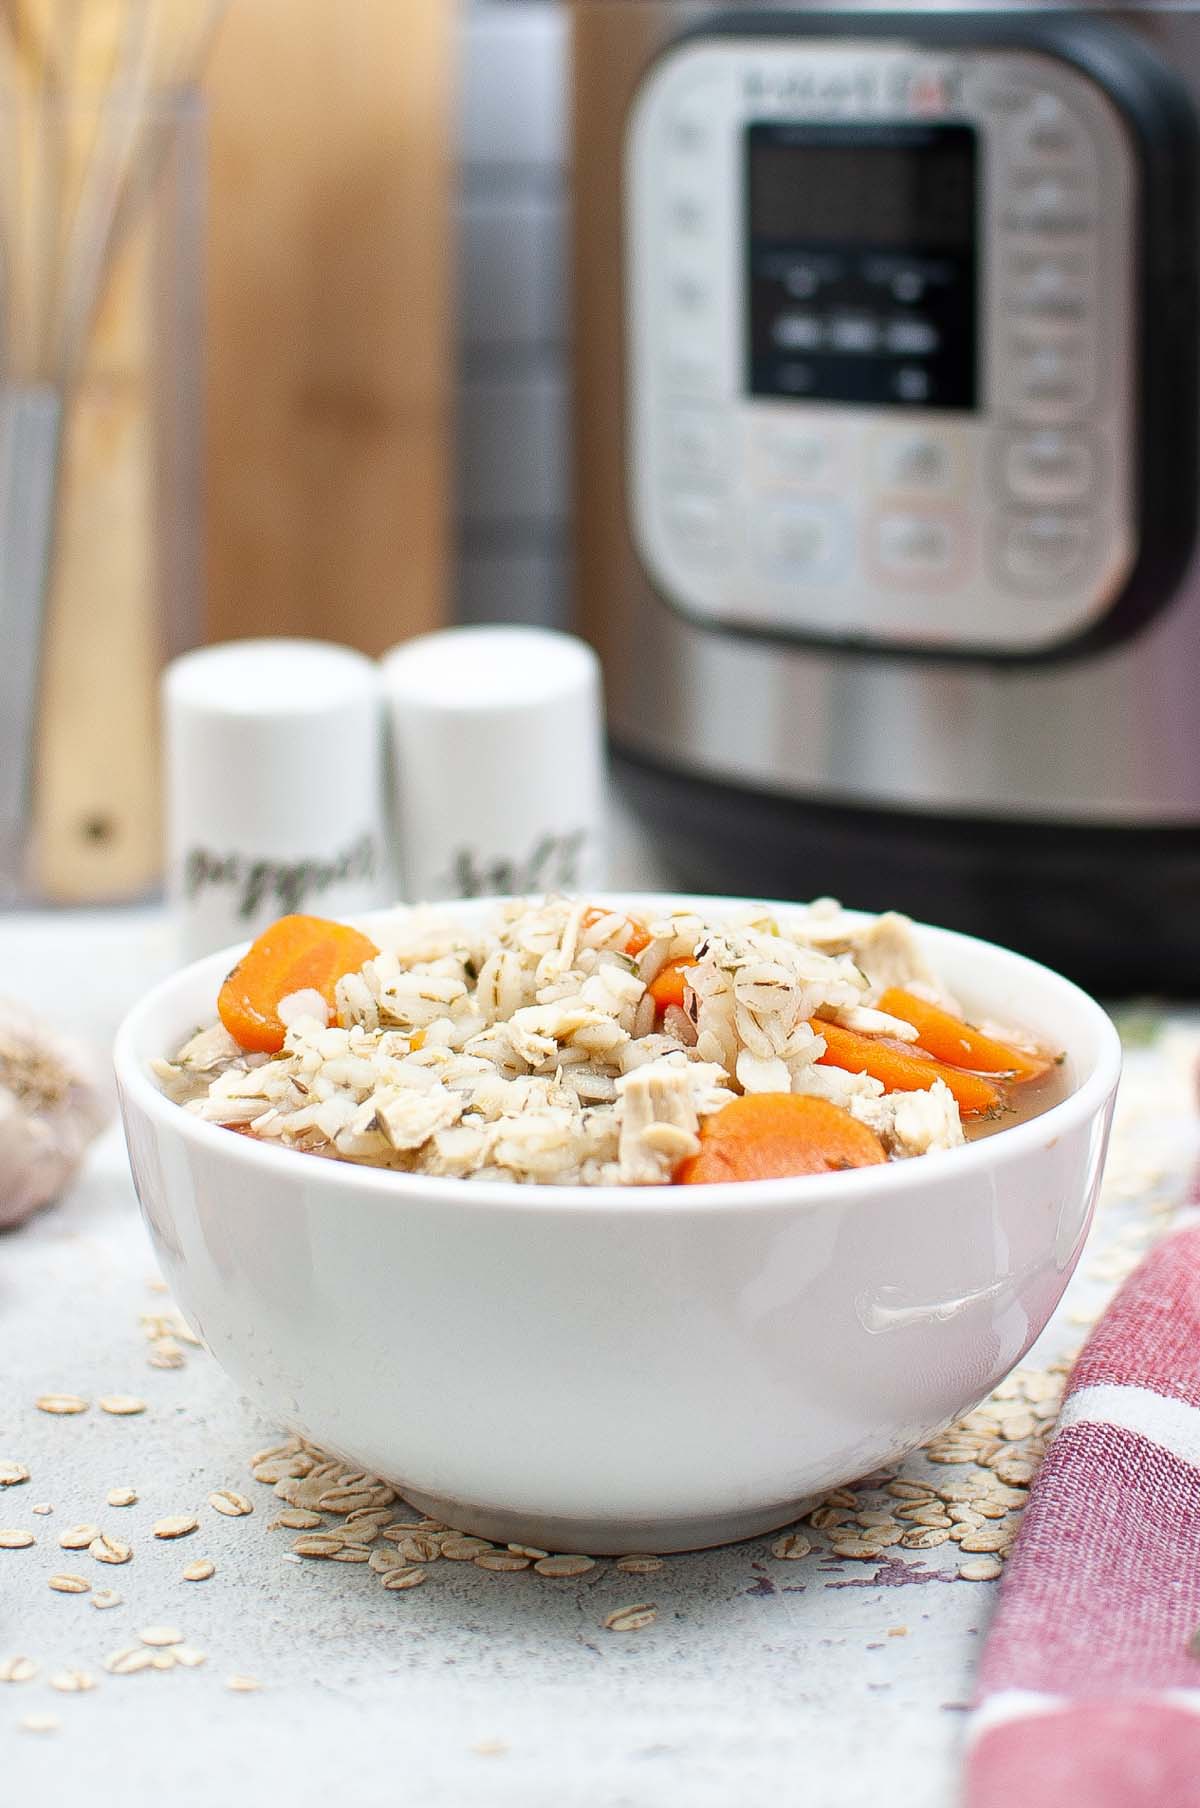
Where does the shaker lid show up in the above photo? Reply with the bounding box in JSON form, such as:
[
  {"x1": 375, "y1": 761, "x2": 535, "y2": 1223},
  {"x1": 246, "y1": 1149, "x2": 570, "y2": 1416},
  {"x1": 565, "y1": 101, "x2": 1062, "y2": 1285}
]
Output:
[
  {"x1": 165, "y1": 638, "x2": 379, "y2": 719},
  {"x1": 381, "y1": 625, "x2": 600, "y2": 714}
]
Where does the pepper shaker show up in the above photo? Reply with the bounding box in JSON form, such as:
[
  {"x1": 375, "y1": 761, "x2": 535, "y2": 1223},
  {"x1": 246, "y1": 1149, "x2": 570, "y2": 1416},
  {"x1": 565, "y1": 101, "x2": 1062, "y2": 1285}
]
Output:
[
  {"x1": 163, "y1": 639, "x2": 387, "y2": 961},
  {"x1": 381, "y1": 625, "x2": 607, "y2": 900}
]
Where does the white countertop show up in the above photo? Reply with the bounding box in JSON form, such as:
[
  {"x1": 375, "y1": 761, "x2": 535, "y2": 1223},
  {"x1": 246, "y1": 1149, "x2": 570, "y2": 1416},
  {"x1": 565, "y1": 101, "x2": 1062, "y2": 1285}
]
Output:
[{"x1": 2, "y1": 895, "x2": 1196, "y2": 1807}]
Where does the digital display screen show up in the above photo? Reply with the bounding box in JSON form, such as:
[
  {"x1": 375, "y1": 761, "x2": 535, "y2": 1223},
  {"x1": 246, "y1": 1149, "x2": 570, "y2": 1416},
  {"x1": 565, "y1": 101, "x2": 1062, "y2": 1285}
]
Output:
[
  {"x1": 749, "y1": 130, "x2": 976, "y2": 251},
  {"x1": 746, "y1": 123, "x2": 978, "y2": 411}
]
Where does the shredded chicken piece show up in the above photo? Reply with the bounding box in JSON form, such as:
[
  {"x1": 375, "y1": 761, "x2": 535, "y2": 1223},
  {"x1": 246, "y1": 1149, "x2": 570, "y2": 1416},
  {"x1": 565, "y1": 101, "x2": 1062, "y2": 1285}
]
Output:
[
  {"x1": 791, "y1": 908, "x2": 944, "y2": 1001},
  {"x1": 848, "y1": 1079, "x2": 965, "y2": 1159},
  {"x1": 615, "y1": 1056, "x2": 732, "y2": 1186}
]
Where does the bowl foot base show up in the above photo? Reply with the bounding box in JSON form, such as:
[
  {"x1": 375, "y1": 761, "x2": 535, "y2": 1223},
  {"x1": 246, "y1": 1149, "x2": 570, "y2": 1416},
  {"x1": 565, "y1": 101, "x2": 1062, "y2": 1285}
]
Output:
[{"x1": 396, "y1": 1483, "x2": 823, "y2": 1557}]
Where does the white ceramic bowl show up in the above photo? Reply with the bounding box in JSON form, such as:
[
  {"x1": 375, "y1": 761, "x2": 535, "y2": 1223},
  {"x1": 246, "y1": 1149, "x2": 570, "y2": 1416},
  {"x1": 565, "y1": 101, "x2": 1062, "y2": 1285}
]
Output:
[{"x1": 114, "y1": 896, "x2": 1120, "y2": 1554}]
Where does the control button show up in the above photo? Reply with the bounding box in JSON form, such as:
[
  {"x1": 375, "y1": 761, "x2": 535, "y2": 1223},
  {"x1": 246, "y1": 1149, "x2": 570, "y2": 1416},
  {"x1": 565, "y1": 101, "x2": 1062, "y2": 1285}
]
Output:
[
  {"x1": 664, "y1": 406, "x2": 724, "y2": 479},
  {"x1": 1011, "y1": 168, "x2": 1092, "y2": 208},
  {"x1": 666, "y1": 192, "x2": 709, "y2": 237},
  {"x1": 1022, "y1": 93, "x2": 1088, "y2": 158},
  {"x1": 783, "y1": 259, "x2": 836, "y2": 299},
  {"x1": 891, "y1": 269, "x2": 925, "y2": 304},
  {"x1": 995, "y1": 513, "x2": 1090, "y2": 591},
  {"x1": 1001, "y1": 431, "x2": 1095, "y2": 506},
  {"x1": 663, "y1": 491, "x2": 730, "y2": 564},
  {"x1": 666, "y1": 85, "x2": 719, "y2": 156},
  {"x1": 775, "y1": 362, "x2": 819, "y2": 397},
  {"x1": 758, "y1": 501, "x2": 846, "y2": 582},
  {"x1": 874, "y1": 433, "x2": 955, "y2": 495},
  {"x1": 664, "y1": 328, "x2": 718, "y2": 395},
  {"x1": 668, "y1": 270, "x2": 711, "y2": 313},
  {"x1": 1009, "y1": 338, "x2": 1092, "y2": 412},
  {"x1": 884, "y1": 317, "x2": 939, "y2": 357},
  {"x1": 872, "y1": 511, "x2": 961, "y2": 582},
  {"x1": 751, "y1": 420, "x2": 836, "y2": 487},
  {"x1": 1003, "y1": 203, "x2": 1096, "y2": 237},
  {"x1": 893, "y1": 366, "x2": 932, "y2": 403},
  {"x1": 828, "y1": 313, "x2": 880, "y2": 354},
  {"x1": 1008, "y1": 258, "x2": 1091, "y2": 323},
  {"x1": 772, "y1": 312, "x2": 823, "y2": 353}
]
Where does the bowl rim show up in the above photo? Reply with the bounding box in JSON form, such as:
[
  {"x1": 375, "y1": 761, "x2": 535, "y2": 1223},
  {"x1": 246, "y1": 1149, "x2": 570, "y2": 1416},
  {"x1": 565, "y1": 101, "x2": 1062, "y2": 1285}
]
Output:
[{"x1": 113, "y1": 892, "x2": 1123, "y2": 1217}]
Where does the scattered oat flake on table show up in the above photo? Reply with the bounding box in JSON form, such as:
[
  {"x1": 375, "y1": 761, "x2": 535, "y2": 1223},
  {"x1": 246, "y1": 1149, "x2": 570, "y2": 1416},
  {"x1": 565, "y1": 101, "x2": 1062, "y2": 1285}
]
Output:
[
  {"x1": 393, "y1": 1533, "x2": 442, "y2": 1562},
  {"x1": 475, "y1": 1550, "x2": 531, "y2": 1572},
  {"x1": 107, "y1": 1489, "x2": 137, "y2": 1508},
  {"x1": 0, "y1": 1656, "x2": 37, "y2": 1683},
  {"x1": 59, "y1": 1523, "x2": 101, "y2": 1550},
  {"x1": 0, "y1": 1461, "x2": 29, "y2": 1486},
  {"x1": 604, "y1": 1604, "x2": 658, "y2": 1632},
  {"x1": 0, "y1": 1529, "x2": 35, "y2": 1549},
  {"x1": 20, "y1": 1713, "x2": 59, "y2": 1733},
  {"x1": 959, "y1": 1531, "x2": 1009, "y2": 1554},
  {"x1": 269, "y1": 1509, "x2": 323, "y2": 1530},
  {"x1": 209, "y1": 1489, "x2": 253, "y2": 1517},
  {"x1": 154, "y1": 1515, "x2": 199, "y2": 1539},
  {"x1": 472, "y1": 1740, "x2": 510, "y2": 1757},
  {"x1": 380, "y1": 1566, "x2": 427, "y2": 1590},
  {"x1": 99, "y1": 1395, "x2": 147, "y2": 1416},
  {"x1": 616, "y1": 1554, "x2": 665, "y2": 1574},
  {"x1": 534, "y1": 1555, "x2": 596, "y2": 1577},
  {"x1": 31, "y1": 1503, "x2": 52, "y2": 1515},
  {"x1": 91, "y1": 1589, "x2": 122, "y2": 1609},
  {"x1": 174, "y1": 1646, "x2": 206, "y2": 1667},
  {"x1": 226, "y1": 1674, "x2": 262, "y2": 1692},
  {"x1": 35, "y1": 1394, "x2": 88, "y2": 1415},
  {"x1": 48, "y1": 1573, "x2": 90, "y2": 1593},
  {"x1": 183, "y1": 1560, "x2": 215, "y2": 1582},
  {"x1": 105, "y1": 1648, "x2": 153, "y2": 1675},
  {"x1": 901, "y1": 1527, "x2": 951, "y2": 1550},
  {"x1": 89, "y1": 1534, "x2": 132, "y2": 1565},
  {"x1": 770, "y1": 1533, "x2": 811, "y2": 1561},
  {"x1": 441, "y1": 1536, "x2": 492, "y2": 1561},
  {"x1": 292, "y1": 1534, "x2": 346, "y2": 1559},
  {"x1": 959, "y1": 1556, "x2": 1004, "y2": 1581},
  {"x1": 49, "y1": 1669, "x2": 95, "y2": 1692},
  {"x1": 139, "y1": 1627, "x2": 183, "y2": 1647}
]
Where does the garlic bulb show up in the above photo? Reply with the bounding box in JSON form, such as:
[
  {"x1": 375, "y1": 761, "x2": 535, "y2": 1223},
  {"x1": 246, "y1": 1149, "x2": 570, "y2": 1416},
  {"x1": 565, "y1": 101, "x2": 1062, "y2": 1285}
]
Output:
[{"x1": 0, "y1": 1000, "x2": 109, "y2": 1230}]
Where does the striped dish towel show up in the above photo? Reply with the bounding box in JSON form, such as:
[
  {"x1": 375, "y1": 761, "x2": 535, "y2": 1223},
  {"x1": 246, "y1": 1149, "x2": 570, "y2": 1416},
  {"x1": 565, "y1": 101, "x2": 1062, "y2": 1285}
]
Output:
[{"x1": 966, "y1": 1223, "x2": 1200, "y2": 1808}]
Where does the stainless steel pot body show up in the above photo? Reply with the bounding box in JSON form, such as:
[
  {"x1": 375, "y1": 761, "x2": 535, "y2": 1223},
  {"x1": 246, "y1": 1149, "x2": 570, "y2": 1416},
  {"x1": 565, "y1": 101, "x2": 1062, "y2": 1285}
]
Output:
[{"x1": 573, "y1": 0, "x2": 1200, "y2": 831}]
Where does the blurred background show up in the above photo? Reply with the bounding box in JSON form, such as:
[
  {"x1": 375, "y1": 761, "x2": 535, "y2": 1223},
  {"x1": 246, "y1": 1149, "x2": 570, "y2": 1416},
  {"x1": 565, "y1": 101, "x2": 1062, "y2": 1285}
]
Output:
[{"x1": 6, "y1": 0, "x2": 1200, "y2": 996}]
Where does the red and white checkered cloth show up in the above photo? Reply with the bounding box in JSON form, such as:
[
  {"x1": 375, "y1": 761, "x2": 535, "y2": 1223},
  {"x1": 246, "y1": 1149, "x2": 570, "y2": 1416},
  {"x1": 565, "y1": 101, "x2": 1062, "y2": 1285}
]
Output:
[{"x1": 966, "y1": 1223, "x2": 1200, "y2": 1808}]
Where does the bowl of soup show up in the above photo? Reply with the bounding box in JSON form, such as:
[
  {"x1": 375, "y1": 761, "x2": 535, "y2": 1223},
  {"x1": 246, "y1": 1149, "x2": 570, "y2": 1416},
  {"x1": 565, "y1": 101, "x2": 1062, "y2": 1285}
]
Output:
[{"x1": 113, "y1": 895, "x2": 1119, "y2": 1553}]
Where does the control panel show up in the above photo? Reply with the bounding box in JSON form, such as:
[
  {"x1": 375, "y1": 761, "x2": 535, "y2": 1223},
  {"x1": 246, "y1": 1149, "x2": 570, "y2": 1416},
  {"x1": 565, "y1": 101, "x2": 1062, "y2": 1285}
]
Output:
[{"x1": 624, "y1": 34, "x2": 1141, "y2": 656}]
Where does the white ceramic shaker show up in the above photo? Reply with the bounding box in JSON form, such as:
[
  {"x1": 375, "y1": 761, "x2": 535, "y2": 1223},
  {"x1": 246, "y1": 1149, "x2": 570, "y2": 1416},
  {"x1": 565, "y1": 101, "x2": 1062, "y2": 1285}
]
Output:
[
  {"x1": 381, "y1": 625, "x2": 607, "y2": 901},
  {"x1": 163, "y1": 638, "x2": 387, "y2": 961}
]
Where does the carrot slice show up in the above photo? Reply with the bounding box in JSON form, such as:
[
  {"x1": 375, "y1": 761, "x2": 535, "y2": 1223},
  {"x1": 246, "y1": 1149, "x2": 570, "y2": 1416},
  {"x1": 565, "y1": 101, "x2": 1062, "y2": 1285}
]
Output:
[
  {"x1": 217, "y1": 914, "x2": 380, "y2": 1055},
  {"x1": 811, "y1": 1018, "x2": 1001, "y2": 1119},
  {"x1": 581, "y1": 907, "x2": 651, "y2": 957},
  {"x1": 878, "y1": 987, "x2": 1050, "y2": 1083},
  {"x1": 648, "y1": 957, "x2": 696, "y2": 1011},
  {"x1": 676, "y1": 1093, "x2": 887, "y2": 1184}
]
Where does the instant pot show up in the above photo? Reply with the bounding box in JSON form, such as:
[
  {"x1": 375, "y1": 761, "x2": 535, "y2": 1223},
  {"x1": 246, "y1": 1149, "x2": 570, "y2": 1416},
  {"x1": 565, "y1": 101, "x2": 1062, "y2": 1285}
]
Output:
[{"x1": 572, "y1": 2, "x2": 1200, "y2": 991}]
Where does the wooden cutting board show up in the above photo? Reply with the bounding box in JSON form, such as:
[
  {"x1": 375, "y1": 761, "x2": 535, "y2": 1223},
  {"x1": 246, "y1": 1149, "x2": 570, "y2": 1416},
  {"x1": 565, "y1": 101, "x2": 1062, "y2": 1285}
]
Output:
[
  {"x1": 33, "y1": 0, "x2": 454, "y2": 900},
  {"x1": 202, "y1": 0, "x2": 455, "y2": 655}
]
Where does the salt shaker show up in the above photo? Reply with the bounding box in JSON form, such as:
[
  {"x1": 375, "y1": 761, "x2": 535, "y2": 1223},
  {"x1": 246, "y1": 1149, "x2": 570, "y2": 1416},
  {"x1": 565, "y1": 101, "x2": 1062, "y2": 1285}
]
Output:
[
  {"x1": 381, "y1": 625, "x2": 607, "y2": 900},
  {"x1": 163, "y1": 639, "x2": 387, "y2": 961}
]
